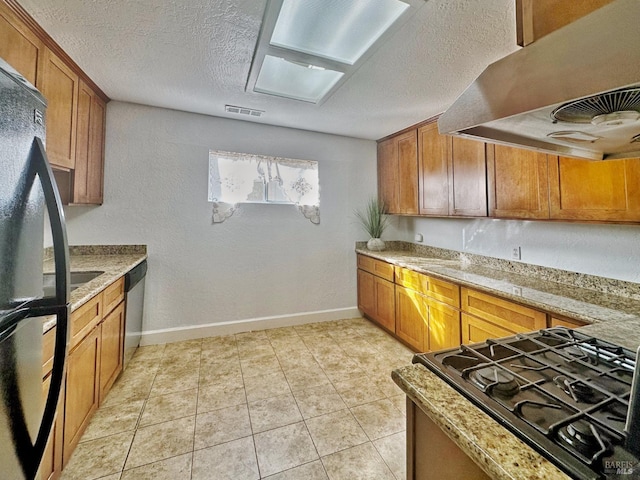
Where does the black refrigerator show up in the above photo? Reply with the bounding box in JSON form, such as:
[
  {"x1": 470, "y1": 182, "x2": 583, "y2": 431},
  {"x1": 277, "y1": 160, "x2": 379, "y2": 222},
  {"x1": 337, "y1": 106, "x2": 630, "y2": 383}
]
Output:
[{"x1": 0, "y1": 57, "x2": 70, "y2": 479}]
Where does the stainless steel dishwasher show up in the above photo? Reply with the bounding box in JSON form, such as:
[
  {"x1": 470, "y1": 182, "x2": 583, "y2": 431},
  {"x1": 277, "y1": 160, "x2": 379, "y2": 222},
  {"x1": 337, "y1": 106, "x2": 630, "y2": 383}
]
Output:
[{"x1": 124, "y1": 259, "x2": 147, "y2": 369}]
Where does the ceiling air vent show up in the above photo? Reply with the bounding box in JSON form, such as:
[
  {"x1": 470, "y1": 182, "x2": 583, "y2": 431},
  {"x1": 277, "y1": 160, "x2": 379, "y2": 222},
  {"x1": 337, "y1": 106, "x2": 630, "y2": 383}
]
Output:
[
  {"x1": 552, "y1": 87, "x2": 640, "y2": 124},
  {"x1": 225, "y1": 105, "x2": 264, "y2": 117}
]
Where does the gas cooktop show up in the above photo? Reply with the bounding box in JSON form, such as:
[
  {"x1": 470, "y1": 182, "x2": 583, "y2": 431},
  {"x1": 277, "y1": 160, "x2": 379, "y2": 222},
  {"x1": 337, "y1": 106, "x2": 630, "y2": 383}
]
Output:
[{"x1": 413, "y1": 328, "x2": 640, "y2": 480}]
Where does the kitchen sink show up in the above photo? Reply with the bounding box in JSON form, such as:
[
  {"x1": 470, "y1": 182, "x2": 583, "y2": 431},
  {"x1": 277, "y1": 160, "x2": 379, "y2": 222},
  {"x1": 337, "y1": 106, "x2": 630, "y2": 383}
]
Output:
[{"x1": 42, "y1": 270, "x2": 104, "y2": 296}]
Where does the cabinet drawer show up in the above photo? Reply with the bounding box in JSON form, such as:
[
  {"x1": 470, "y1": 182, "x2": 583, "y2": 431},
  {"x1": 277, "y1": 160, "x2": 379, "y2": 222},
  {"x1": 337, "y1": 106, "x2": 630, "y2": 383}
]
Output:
[
  {"x1": 461, "y1": 288, "x2": 546, "y2": 333},
  {"x1": 550, "y1": 316, "x2": 588, "y2": 329},
  {"x1": 42, "y1": 326, "x2": 56, "y2": 378},
  {"x1": 103, "y1": 277, "x2": 125, "y2": 316},
  {"x1": 394, "y1": 266, "x2": 428, "y2": 292},
  {"x1": 70, "y1": 293, "x2": 102, "y2": 349},
  {"x1": 357, "y1": 254, "x2": 394, "y2": 282},
  {"x1": 427, "y1": 277, "x2": 460, "y2": 308},
  {"x1": 462, "y1": 313, "x2": 518, "y2": 344}
]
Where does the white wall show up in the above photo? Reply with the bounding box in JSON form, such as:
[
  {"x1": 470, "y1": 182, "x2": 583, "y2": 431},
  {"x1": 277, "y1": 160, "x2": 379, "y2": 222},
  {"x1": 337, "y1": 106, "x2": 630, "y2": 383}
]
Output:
[
  {"x1": 60, "y1": 102, "x2": 393, "y2": 338},
  {"x1": 395, "y1": 216, "x2": 640, "y2": 283}
]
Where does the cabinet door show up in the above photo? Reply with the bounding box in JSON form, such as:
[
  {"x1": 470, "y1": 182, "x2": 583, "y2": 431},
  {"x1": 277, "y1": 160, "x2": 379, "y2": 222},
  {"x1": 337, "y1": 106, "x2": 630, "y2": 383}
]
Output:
[
  {"x1": 378, "y1": 138, "x2": 399, "y2": 213},
  {"x1": 549, "y1": 156, "x2": 640, "y2": 222},
  {"x1": 448, "y1": 136, "x2": 487, "y2": 216},
  {"x1": 428, "y1": 299, "x2": 461, "y2": 351},
  {"x1": 395, "y1": 286, "x2": 427, "y2": 351},
  {"x1": 63, "y1": 327, "x2": 101, "y2": 466},
  {"x1": 396, "y1": 130, "x2": 419, "y2": 214},
  {"x1": 0, "y1": 2, "x2": 44, "y2": 85},
  {"x1": 487, "y1": 144, "x2": 550, "y2": 219},
  {"x1": 99, "y1": 302, "x2": 125, "y2": 402},
  {"x1": 418, "y1": 121, "x2": 449, "y2": 215},
  {"x1": 39, "y1": 375, "x2": 63, "y2": 480},
  {"x1": 550, "y1": 316, "x2": 587, "y2": 329},
  {"x1": 74, "y1": 80, "x2": 106, "y2": 204},
  {"x1": 357, "y1": 269, "x2": 376, "y2": 317},
  {"x1": 38, "y1": 48, "x2": 79, "y2": 170},
  {"x1": 461, "y1": 313, "x2": 516, "y2": 344},
  {"x1": 374, "y1": 276, "x2": 396, "y2": 333}
]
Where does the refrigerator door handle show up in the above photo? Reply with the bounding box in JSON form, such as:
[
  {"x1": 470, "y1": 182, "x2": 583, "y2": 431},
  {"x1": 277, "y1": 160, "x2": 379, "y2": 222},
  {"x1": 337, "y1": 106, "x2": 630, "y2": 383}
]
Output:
[
  {"x1": 32, "y1": 137, "x2": 70, "y2": 306},
  {"x1": 28, "y1": 137, "x2": 70, "y2": 480}
]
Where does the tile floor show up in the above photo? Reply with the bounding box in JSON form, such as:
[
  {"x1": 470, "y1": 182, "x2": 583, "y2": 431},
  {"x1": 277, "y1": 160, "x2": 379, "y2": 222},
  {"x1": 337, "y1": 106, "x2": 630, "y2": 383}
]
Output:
[{"x1": 60, "y1": 317, "x2": 414, "y2": 480}]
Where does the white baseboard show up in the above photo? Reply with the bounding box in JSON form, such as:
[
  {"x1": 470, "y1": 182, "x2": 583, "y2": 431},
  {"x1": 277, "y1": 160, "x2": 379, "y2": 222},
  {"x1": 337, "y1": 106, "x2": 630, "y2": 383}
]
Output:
[{"x1": 139, "y1": 307, "x2": 362, "y2": 345}]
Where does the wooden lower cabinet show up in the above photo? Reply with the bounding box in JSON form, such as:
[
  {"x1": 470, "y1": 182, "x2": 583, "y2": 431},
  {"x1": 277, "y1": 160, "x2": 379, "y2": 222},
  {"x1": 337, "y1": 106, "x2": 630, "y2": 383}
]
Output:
[
  {"x1": 407, "y1": 398, "x2": 490, "y2": 480},
  {"x1": 63, "y1": 326, "x2": 101, "y2": 466},
  {"x1": 357, "y1": 269, "x2": 396, "y2": 333},
  {"x1": 461, "y1": 313, "x2": 519, "y2": 344},
  {"x1": 395, "y1": 286, "x2": 427, "y2": 351},
  {"x1": 99, "y1": 301, "x2": 125, "y2": 402},
  {"x1": 550, "y1": 316, "x2": 588, "y2": 329},
  {"x1": 428, "y1": 299, "x2": 461, "y2": 351},
  {"x1": 39, "y1": 375, "x2": 64, "y2": 480}
]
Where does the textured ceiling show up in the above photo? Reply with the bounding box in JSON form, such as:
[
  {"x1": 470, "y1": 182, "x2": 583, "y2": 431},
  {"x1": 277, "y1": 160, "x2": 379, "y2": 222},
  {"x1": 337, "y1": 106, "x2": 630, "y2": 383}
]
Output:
[{"x1": 18, "y1": 0, "x2": 518, "y2": 140}]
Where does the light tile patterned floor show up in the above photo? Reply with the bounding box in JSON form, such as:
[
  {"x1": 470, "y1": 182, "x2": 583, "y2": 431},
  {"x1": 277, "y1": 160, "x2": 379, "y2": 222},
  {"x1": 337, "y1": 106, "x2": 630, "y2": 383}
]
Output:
[{"x1": 60, "y1": 318, "x2": 414, "y2": 480}]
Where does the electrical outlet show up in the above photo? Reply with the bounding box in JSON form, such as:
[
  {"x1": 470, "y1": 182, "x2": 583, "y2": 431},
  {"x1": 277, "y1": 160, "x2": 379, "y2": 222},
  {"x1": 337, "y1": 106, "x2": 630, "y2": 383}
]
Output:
[
  {"x1": 511, "y1": 246, "x2": 521, "y2": 260},
  {"x1": 512, "y1": 286, "x2": 522, "y2": 296},
  {"x1": 414, "y1": 233, "x2": 423, "y2": 243}
]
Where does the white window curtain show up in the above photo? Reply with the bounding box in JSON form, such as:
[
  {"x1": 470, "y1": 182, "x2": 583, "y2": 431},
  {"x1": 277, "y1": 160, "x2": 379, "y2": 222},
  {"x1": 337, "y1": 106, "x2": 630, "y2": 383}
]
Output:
[{"x1": 208, "y1": 150, "x2": 320, "y2": 224}]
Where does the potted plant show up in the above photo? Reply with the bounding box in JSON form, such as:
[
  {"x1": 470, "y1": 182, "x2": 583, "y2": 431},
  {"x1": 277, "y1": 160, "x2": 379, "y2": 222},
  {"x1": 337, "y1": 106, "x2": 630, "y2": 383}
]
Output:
[{"x1": 355, "y1": 197, "x2": 389, "y2": 251}]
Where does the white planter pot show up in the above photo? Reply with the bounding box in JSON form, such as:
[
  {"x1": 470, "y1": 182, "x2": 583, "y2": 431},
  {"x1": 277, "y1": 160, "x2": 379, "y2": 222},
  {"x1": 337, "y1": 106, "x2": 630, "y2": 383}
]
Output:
[{"x1": 367, "y1": 238, "x2": 386, "y2": 251}]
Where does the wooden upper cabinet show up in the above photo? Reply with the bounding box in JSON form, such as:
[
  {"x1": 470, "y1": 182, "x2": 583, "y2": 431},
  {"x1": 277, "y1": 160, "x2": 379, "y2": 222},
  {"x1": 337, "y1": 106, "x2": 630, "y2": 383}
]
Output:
[
  {"x1": 487, "y1": 144, "x2": 550, "y2": 219},
  {"x1": 448, "y1": 136, "x2": 488, "y2": 217},
  {"x1": 549, "y1": 156, "x2": 640, "y2": 222},
  {"x1": 378, "y1": 138, "x2": 399, "y2": 213},
  {"x1": 516, "y1": 0, "x2": 615, "y2": 46},
  {"x1": 74, "y1": 81, "x2": 106, "y2": 204},
  {"x1": 378, "y1": 130, "x2": 418, "y2": 215},
  {"x1": 418, "y1": 121, "x2": 449, "y2": 216},
  {"x1": 38, "y1": 48, "x2": 79, "y2": 170},
  {"x1": 0, "y1": 2, "x2": 44, "y2": 85}
]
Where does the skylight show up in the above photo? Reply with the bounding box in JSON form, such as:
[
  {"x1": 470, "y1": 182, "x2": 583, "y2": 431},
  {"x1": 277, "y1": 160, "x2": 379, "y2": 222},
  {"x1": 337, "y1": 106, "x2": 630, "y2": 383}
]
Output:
[{"x1": 246, "y1": 0, "x2": 415, "y2": 104}]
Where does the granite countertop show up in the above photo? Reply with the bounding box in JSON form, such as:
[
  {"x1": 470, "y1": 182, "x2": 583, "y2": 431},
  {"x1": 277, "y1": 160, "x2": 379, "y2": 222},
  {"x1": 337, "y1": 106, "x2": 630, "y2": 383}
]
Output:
[
  {"x1": 357, "y1": 247, "x2": 640, "y2": 325},
  {"x1": 393, "y1": 324, "x2": 640, "y2": 480},
  {"x1": 42, "y1": 245, "x2": 147, "y2": 332},
  {"x1": 374, "y1": 242, "x2": 640, "y2": 479}
]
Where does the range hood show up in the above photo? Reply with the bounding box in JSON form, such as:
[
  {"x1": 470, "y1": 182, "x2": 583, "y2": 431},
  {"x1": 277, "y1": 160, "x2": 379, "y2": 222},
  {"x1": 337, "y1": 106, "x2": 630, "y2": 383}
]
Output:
[{"x1": 438, "y1": 0, "x2": 640, "y2": 160}]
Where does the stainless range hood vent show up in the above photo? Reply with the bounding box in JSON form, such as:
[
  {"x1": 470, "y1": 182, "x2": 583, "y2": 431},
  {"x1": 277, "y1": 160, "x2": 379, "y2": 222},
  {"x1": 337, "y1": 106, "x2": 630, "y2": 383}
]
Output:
[
  {"x1": 552, "y1": 87, "x2": 640, "y2": 124},
  {"x1": 438, "y1": 0, "x2": 640, "y2": 161}
]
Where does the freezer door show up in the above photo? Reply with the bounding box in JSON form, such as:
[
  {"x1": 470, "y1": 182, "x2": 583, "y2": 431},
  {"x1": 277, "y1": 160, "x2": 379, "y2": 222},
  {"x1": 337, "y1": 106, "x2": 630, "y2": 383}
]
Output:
[{"x1": 0, "y1": 316, "x2": 43, "y2": 479}]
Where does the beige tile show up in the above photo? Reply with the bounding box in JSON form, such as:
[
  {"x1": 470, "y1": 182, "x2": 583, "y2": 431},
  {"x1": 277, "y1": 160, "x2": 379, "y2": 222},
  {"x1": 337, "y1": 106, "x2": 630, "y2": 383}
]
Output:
[
  {"x1": 61, "y1": 431, "x2": 134, "y2": 480},
  {"x1": 101, "y1": 370, "x2": 155, "y2": 408},
  {"x1": 235, "y1": 330, "x2": 268, "y2": 342},
  {"x1": 237, "y1": 342, "x2": 276, "y2": 360},
  {"x1": 254, "y1": 422, "x2": 319, "y2": 477},
  {"x1": 284, "y1": 367, "x2": 331, "y2": 391},
  {"x1": 350, "y1": 399, "x2": 405, "y2": 441},
  {"x1": 159, "y1": 351, "x2": 201, "y2": 370},
  {"x1": 368, "y1": 373, "x2": 404, "y2": 398},
  {"x1": 373, "y1": 432, "x2": 406, "y2": 480},
  {"x1": 197, "y1": 381, "x2": 246, "y2": 413},
  {"x1": 240, "y1": 355, "x2": 282, "y2": 378},
  {"x1": 389, "y1": 394, "x2": 406, "y2": 417},
  {"x1": 199, "y1": 359, "x2": 242, "y2": 385},
  {"x1": 80, "y1": 400, "x2": 144, "y2": 442},
  {"x1": 162, "y1": 338, "x2": 202, "y2": 355},
  {"x1": 244, "y1": 370, "x2": 291, "y2": 402},
  {"x1": 125, "y1": 416, "x2": 195, "y2": 470},
  {"x1": 293, "y1": 384, "x2": 347, "y2": 419},
  {"x1": 265, "y1": 327, "x2": 300, "y2": 339},
  {"x1": 194, "y1": 404, "x2": 252, "y2": 449},
  {"x1": 321, "y1": 442, "x2": 395, "y2": 480},
  {"x1": 248, "y1": 393, "x2": 302, "y2": 433},
  {"x1": 277, "y1": 352, "x2": 319, "y2": 370},
  {"x1": 139, "y1": 388, "x2": 198, "y2": 427},
  {"x1": 191, "y1": 436, "x2": 259, "y2": 480},
  {"x1": 305, "y1": 409, "x2": 368, "y2": 457},
  {"x1": 149, "y1": 368, "x2": 199, "y2": 397},
  {"x1": 334, "y1": 377, "x2": 386, "y2": 407},
  {"x1": 120, "y1": 453, "x2": 191, "y2": 480},
  {"x1": 95, "y1": 474, "x2": 120, "y2": 480},
  {"x1": 322, "y1": 366, "x2": 369, "y2": 384},
  {"x1": 132, "y1": 344, "x2": 165, "y2": 361},
  {"x1": 263, "y1": 460, "x2": 328, "y2": 480},
  {"x1": 201, "y1": 334, "x2": 237, "y2": 350}
]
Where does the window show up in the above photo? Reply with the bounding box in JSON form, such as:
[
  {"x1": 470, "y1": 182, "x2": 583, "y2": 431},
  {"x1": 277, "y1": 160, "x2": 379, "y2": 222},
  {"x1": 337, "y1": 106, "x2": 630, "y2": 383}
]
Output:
[{"x1": 208, "y1": 150, "x2": 320, "y2": 224}]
